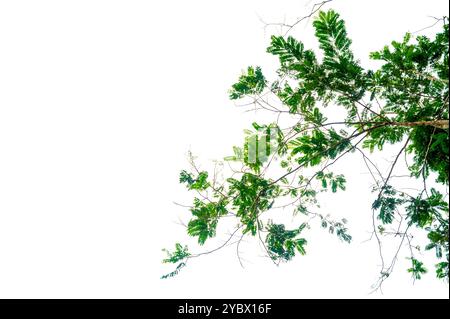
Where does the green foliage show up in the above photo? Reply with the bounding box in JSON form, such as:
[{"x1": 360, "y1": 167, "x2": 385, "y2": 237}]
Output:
[
  {"x1": 408, "y1": 127, "x2": 449, "y2": 184},
  {"x1": 372, "y1": 186, "x2": 406, "y2": 224},
  {"x1": 188, "y1": 198, "x2": 228, "y2": 244},
  {"x1": 290, "y1": 129, "x2": 351, "y2": 166},
  {"x1": 266, "y1": 223, "x2": 307, "y2": 262},
  {"x1": 425, "y1": 214, "x2": 449, "y2": 264},
  {"x1": 316, "y1": 171, "x2": 346, "y2": 192},
  {"x1": 436, "y1": 261, "x2": 449, "y2": 279},
  {"x1": 228, "y1": 173, "x2": 280, "y2": 235},
  {"x1": 180, "y1": 170, "x2": 209, "y2": 191},
  {"x1": 229, "y1": 66, "x2": 267, "y2": 99},
  {"x1": 161, "y1": 244, "x2": 190, "y2": 279},
  {"x1": 372, "y1": 186, "x2": 449, "y2": 279},
  {"x1": 370, "y1": 24, "x2": 449, "y2": 123},
  {"x1": 267, "y1": 35, "x2": 303, "y2": 64},
  {"x1": 313, "y1": 10, "x2": 354, "y2": 65},
  {"x1": 165, "y1": 9, "x2": 449, "y2": 285},
  {"x1": 319, "y1": 215, "x2": 352, "y2": 243},
  {"x1": 369, "y1": 22, "x2": 449, "y2": 184},
  {"x1": 162, "y1": 243, "x2": 190, "y2": 264},
  {"x1": 407, "y1": 258, "x2": 428, "y2": 280},
  {"x1": 407, "y1": 189, "x2": 449, "y2": 279},
  {"x1": 406, "y1": 188, "x2": 448, "y2": 228},
  {"x1": 161, "y1": 262, "x2": 187, "y2": 279},
  {"x1": 363, "y1": 126, "x2": 408, "y2": 152},
  {"x1": 313, "y1": 10, "x2": 367, "y2": 106}
]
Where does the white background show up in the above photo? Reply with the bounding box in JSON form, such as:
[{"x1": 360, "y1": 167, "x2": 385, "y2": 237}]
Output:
[{"x1": 0, "y1": 0, "x2": 449, "y2": 298}]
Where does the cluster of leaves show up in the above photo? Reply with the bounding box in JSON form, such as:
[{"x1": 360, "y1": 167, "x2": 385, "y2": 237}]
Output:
[
  {"x1": 408, "y1": 126, "x2": 449, "y2": 184},
  {"x1": 369, "y1": 26, "x2": 449, "y2": 125},
  {"x1": 315, "y1": 171, "x2": 346, "y2": 192},
  {"x1": 188, "y1": 198, "x2": 229, "y2": 244},
  {"x1": 372, "y1": 185, "x2": 407, "y2": 224},
  {"x1": 406, "y1": 189, "x2": 447, "y2": 228},
  {"x1": 229, "y1": 66, "x2": 267, "y2": 100},
  {"x1": 180, "y1": 170, "x2": 209, "y2": 191},
  {"x1": 164, "y1": 9, "x2": 449, "y2": 285},
  {"x1": 372, "y1": 185, "x2": 449, "y2": 278},
  {"x1": 266, "y1": 223, "x2": 307, "y2": 262},
  {"x1": 161, "y1": 243, "x2": 190, "y2": 279},
  {"x1": 369, "y1": 24, "x2": 449, "y2": 182},
  {"x1": 319, "y1": 215, "x2": 352, "y2": 243},
  {"x1": 228, "y1": 173, "x2": 281, "y2": 235},
  {"x1": 407, "y1": 189, "x2": 449, "y2": 279},
  {"x1": 290, "y1": 129, "x2": 352, "y2": 167},
  {"x1": 408, "y1": 257, "x2": 428, "y2": 280}
]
